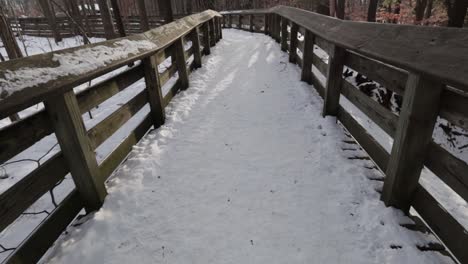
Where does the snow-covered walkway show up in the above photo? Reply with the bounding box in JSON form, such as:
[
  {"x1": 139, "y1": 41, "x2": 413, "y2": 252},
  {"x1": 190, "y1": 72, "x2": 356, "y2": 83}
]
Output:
[{"x1": 44, "y1": 30, "x2": 450, "y2": 264}]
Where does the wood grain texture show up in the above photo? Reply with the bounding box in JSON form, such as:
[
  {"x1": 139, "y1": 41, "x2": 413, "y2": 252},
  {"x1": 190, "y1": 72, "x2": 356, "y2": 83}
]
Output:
[
  {"x1": 87, "y1": 90, "x2": 148, "y2": 149},
  {"x1": 382, "y1": 73, "x2": 444, "y2": 211},
  {"x1": 300, "y1": 30, "x2": 314, "y2": 84},
  {"x1": 45, "y1": 91, "x2": 107, "y2": 211},
  {"x1": 412, "y1": 185, "x2": 468, "y2": 264},
  {"x1": 143, "y1": 55, "x2": 166, "y2": 129},
  {"x1": 280, "y1": 17, "x2": 288, "y2": 51},
  {"x1": 323, "y1": 44, "x2": 346, "y2": 117},
  {"x1": 341, "y1": 80, "x2": 398, "y2": 136},
  {"x1": 344, "y1": 51, "x2": 407, "y2": 95},
  {"x1": 0, "y1": 153, "x2": 68, "y2": 234},
  {"x1": 4, "y1": 190, "x2": 83, "y2": 264},
  {"x1": 289, "y1": 23, "x2": 298, "y2": 63},
  {"x1": 174, "y1": 38, "x2": 189, "y2": 90}
]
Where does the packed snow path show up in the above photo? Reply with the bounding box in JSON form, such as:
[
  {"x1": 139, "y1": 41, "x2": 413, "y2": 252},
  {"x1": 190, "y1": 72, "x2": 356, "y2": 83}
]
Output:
[{"x1": 44, "y1": 30, "x2": 450, "y2": 263}]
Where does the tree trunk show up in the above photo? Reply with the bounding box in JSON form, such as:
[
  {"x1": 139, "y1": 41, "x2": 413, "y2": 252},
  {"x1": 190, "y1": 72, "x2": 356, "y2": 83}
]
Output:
[
  {"x1": 159, "y1": 0, "x2": 174, "y2": 23},
  {"x1": 415, "y1": 0, "x2": 428, "y2": 21},
  {"x1": 367, "y1": 0, "x2": 378, "y2": 22},
  {"x1": 445, "y1": 0, "x2": 468, "y2": 27},
  {"x1": 329, "y1": 0, "x2": 336, "y2": 17},
  {"x1": 96, "y1": 0, "x2": 115, "y2": 39},
  {"x1": 37, "y1": 0, "x2": 62, "y2": 43},
  {"x1": 336, "y1": 0, "x2": 345, "y2": 19},
  {"x1": 424, "y1": 0, "x2": 433, "y2": 19}
]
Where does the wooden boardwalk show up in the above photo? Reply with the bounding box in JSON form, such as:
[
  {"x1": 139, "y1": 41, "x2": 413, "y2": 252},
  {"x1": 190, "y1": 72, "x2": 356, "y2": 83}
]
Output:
[{"x1": 0, "y1": 6, "x2": 467, "y2": 263}]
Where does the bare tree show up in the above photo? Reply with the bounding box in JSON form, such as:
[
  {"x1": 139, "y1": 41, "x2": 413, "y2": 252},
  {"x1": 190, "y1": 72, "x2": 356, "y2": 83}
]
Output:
[
  {"x1": 367, "y1": 0, "x2": 378, "y2": 21},
  {"x1": 445, "y1": 0, "x2": 468, "y2": 27}
]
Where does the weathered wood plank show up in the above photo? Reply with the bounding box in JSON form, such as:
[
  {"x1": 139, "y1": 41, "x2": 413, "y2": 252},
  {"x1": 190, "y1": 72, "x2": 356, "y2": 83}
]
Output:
[
  {"x1": 158, "y1": 63, "x2": 178, "y2": 87},
  {"x1": 45, "y1": 91, "x2": 107, "y2": 211},
  {"x1": 439, "y1": 88, "x2": 468, "y2": 131},
  {"x1": 300, "y1": 30, "x2": 314, "y2": 84},
  {"x1": 280, "y1": 17, "x2": 288, "y2": 52},
  {"x1": 99, "y1": 113, "x2": 152, "y2": 182},
  {"x1": 190, "y1": 27, "x2": 202, "y2": 69},
  {"x1": 289, "y1": 22, "x2": 298, "y2": 63},
  {"x1": 87, "y1": 90, "x2": 148, "y2": 149},
  {"x1": 0, "y1": 110, "x2": 52, "y2": 165},
  {"x1": 143, "y1": 55, "x2": 166, "y2": 129},
  {"x1": 268, "y1": 6, "x2": 468, "y2": 90},
  {"x1": 341, "y1": 80, "x2": 398, "y2": 137},
  {"x1": 202, "y1": 22, "x2": 211, "y2": 55},
  {"x1": 323, "y1": 44, "x2": 346, "y2": 116},
  {"x1": 412, "y1": 185, "x2": 468, "y2": 264},
  {"x1": 345, "y1": 51, "x2": 407, "y2": 95},
  {"x1": 162, "y1": 80, "x2": 181, "y2": 107},
  {"x1": 382, "y1": 74, "x2": 444, "y2": 211},
  {"x1": 4, "y1": 190, "x2": 83, "y2": 264},
  {"x1": 426, "y1": 142, "x2": 468, "y2": 203},
  {"x1": 174, "y1": 38, "x2": 190, "y2": 90},
  {"x1": 0, "y1": 153, "x2": 68, "y2": 234},
  {"x1": 312, "y1": 53, "x2": 328, "y2": 77},
  {"x1": 77, "y1": 65, "x2": 145, "y2": 113},
  {"x1": 337, "y1": 106, "x2": 390, "y2": 171}
]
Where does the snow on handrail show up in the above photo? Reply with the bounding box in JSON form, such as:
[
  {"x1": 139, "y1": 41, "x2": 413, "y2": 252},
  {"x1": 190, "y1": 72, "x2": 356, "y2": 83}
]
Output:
[{"x1": 0, "y1": 10, "x2": 221, "y2": 119}]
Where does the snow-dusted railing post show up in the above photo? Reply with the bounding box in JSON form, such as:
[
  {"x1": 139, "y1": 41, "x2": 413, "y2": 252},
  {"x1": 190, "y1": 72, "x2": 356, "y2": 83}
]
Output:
[
  {"x1": 174, "y1": 38, "x2": 190, "y2": 90},
  {"x1": 322, "y1": 44, "x2": 346, "y2": 117},
  {"x1": 209, "y1": 18, "x2": 216, "y2": 47},
  {"x1": 249, "y1": 15, "x2": 254, "y2": 32},
  {"x1": 289, "y1": 22, "x2": 298, "y2": 64},
  {"x1": 238, "y1": 15, "x2": 242, "y2": 29},
  {"x1": 217, "y1": 17, "x2": 223, "y2": 39},
  {"x1": 300, "y1": 30, "x2": 315, "y2": 84},
  {"x1": 228, "y1": 14, "x2": 232, "y2": 28},
  {"x1": 280, "y1": 17, "x2": 288, "y2": 52},
  {"x1": 381, "y1": 74, "x2": 444, "y2": 212},
  {"x1": 274, "y1": 14, "x2": 281, "y2": 43},
  {"x1": 190, "y1": 27, "x2": 203, "y2": 68},
  {"x1": 45, "y1": 92, "x2": 107, "y2": 212},
  {"x1": 264, "y1": 14, "x2": 269, "y2": 34},
  {"x1": 202, "y1": 22, "x2": 211, "y2": 55},
  {"x1": 143, "y1": 55, "x2": 166, "y2": 128}
]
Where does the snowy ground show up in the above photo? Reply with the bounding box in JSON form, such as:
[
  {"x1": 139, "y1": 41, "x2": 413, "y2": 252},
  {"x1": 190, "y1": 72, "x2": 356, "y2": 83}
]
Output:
[{"x1": 42, "y1": 30, "x2": 450, "y2": 264}]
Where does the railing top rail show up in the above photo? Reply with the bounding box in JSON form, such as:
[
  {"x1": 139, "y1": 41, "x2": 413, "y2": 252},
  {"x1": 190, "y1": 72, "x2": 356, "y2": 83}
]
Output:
[
  {"x1": 223, "y1": 6, "x2": 468, "y2": 91},
  {"x1": 0, "y1": 10, "x2": 221, "y2": 119}
]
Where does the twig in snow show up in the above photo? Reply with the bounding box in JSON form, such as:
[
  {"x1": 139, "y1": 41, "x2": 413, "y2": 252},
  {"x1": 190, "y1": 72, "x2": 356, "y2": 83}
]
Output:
[{"x1": 0, "y1": 244, "x2": 15, "y2": 253}]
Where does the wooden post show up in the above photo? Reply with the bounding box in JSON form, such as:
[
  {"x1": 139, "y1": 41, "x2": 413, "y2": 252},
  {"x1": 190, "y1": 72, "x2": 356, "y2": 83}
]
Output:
[
  {"x1": 45, "y1": 91, "x2": 107, "y2": 212},
  {"x1": 289, "y1": 22, "x2": 298, "y2": 63},
  {"x1": 174, "y1": 38, "x2": 189, "y2": 90},
  {"x1": 96, "y1": 0, "x2": 115, "y2": 39},
  {"x1": 381, "y1": 74, "x2": 444, "y2": 212},
  {"x1": 249, "y1": 14, "x2": 254, "y2": 32},
  {"x1": 238, "y1": 15, "x2": 242, "y2": 29},
  {"x1": 264, "y1": 14, "x2": 268, "y2": 34},
  {"x1": 274, "y1": 14, "x2": 281, "y2": 43},
  {"x1": 136, "y1": 0, "x2": 149, "y2": 31},
  {"x1": 228, "y1": 14, "x2": 232, "y2": 28},
  {"x1": 212, "y1": 18, "x2": 218, "y2": 43},
  {"x1": 109, "y1": 0, "x2": 126, "y2": 36},
  {"x1": 190, "y1": 27, "x2": 202, "y2": 68},
  {"x1": 202, "y1": 22, "x2": 211, "y2": 55},
  {"x1": 142, "y1": 56, "x2": 165, "y2": 128},
  {"x1": 0, "y1": 13, "x2": 22, "y2": 60},
  {"x1": 37, "y1": 0, "x2": 62, "y2": 42},
  {"x1": 322, "y1": 43, "x2": 346, "y2": 117},
  {"x1": 280, "y1": 17, "x2": 288, "y2": 51},
  {"x1": 209, "y1": 19, "x2": 216, "y2": 47},
  {"x1": 218, "y1": 17, "x2": 223, "y2": 39},
  {"x1": 300, "y1": 30, "x2": 315, "y2": 83}
]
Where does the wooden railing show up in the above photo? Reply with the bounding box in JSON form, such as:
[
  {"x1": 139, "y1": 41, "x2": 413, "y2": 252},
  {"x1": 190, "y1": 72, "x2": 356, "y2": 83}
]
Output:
[
  {"x1": 0, "y1": 10, "x2": 221, "y2": 263},
  {"x1": 223, "y1": 6, "x2": 468, "y2": 264},
  {"x1": 8, "y1": 14, "x2": 189, "y2": 38}
]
